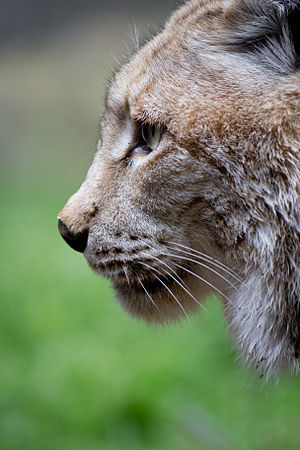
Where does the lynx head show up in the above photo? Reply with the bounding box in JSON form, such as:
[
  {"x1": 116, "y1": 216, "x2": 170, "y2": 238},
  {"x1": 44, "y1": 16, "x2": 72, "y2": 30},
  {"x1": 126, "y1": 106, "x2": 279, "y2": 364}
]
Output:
[{"x1": 58, "y1": 0, "x2": 300, "y2": 377}]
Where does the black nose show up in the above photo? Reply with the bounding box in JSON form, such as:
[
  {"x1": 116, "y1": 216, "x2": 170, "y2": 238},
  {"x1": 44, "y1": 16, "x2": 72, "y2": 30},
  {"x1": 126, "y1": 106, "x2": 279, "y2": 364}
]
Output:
[{"x1": 58, "y1": 219, "x2": 88, "y2": 253}]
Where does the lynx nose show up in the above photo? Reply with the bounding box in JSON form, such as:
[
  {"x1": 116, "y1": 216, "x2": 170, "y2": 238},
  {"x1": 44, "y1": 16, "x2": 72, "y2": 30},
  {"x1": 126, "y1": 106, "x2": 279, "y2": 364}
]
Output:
[{"x1": 58, "y1": 219, "x2": 88, "y2": 253}]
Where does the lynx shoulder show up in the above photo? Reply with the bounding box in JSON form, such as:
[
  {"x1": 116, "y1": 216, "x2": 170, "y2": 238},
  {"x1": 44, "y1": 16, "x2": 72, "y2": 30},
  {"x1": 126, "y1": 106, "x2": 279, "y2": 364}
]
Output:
[{"x1": 58, "y1": 0, "x2": 300, "y2": 377}]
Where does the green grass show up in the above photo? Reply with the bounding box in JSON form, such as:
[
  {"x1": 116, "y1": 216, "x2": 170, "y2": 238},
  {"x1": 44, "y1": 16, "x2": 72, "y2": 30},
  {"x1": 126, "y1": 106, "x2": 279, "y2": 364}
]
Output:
[{"x1": 1, "y1": 16, "x2": 300, "y2": 450}]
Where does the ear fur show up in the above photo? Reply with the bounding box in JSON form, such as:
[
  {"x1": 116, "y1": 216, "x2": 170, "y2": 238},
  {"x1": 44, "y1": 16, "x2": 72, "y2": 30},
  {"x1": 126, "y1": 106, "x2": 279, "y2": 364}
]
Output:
[{"x1": 223, "y1": 0, "x2": 300, "y2": 74}]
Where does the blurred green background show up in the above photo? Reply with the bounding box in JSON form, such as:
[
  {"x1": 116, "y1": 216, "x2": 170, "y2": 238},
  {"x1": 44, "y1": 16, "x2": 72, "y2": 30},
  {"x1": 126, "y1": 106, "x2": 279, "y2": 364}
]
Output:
[{"x1": 1, "y1": 2, "x2": 300, "y2": 449}]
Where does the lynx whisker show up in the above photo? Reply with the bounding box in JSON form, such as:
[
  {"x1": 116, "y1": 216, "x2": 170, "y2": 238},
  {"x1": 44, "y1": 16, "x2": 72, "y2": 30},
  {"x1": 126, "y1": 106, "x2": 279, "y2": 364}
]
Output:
[
  {"x1": 143, "y1": 250, "x2": 189, "y2": 289},
  {"x1": 166, "y1": 241, "x2": 243, "y2": 283},
  {"x1": 158, "y1": 265, "x2": 207, "y2": 311},
  {"x1": 162, "y1": 251, "x2": 239, "y2": 290},
  {"x1": 136, "y1": 274, "x2": 160, "y2": 311},
  {"x1": 140, "y1": 262, "x2": 189, "y2": 318},
  {"x1": 171, "y1": 261, "x2": 232, "y2": 304},
  {"x1": 122, "y1": 265, "x2": 131, "y2": 288},
  {"x1": 140, "y1": 247, "x2": 206, "y2": 310},
  {"x1": 139, "y1": 239, "x2": 235, "y2": 302}
]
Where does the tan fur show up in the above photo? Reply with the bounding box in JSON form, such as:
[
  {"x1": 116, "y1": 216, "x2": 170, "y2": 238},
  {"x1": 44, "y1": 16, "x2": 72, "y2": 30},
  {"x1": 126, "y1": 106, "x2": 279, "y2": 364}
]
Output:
[{"x1": 59, "y1": 0, "x2": 300, "y2": 376}]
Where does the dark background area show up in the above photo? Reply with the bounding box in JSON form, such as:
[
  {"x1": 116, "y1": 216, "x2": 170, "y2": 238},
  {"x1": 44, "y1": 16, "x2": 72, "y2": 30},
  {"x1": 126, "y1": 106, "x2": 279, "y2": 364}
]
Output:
[{"x1": 0, "y1": 0, "x2": 178, "y2": 45}]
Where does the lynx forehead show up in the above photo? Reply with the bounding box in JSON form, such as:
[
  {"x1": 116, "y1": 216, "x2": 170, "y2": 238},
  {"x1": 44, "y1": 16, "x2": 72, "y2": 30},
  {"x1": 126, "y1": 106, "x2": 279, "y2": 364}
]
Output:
[{"x1": 58, "y1": 0, "x2": 300, "y2": 376}]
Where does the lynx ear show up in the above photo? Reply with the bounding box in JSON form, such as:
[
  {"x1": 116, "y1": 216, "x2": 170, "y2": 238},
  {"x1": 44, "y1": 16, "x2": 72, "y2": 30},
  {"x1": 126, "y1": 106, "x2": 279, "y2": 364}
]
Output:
[{"x1": 223, "y1": 0, "x2": 300, "y2": 73}]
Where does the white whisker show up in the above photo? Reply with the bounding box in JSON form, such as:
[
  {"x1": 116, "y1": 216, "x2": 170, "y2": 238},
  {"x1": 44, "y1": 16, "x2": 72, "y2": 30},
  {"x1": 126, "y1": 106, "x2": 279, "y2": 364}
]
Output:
[
  {"x1": 159, "y1": 266, "x2": 207, "y2": 312},
  {"x1": 166, "y1": 241, "x2": 243, "y2": 283},
  {"x1": 171, "y1": 261, "x2": 232, "y2": 304},
  {"x1": 136, "y1": 274, "x2": 159, "y2": 311},
  {"x1": 148, "y1": 253, "x2": 189, "y2": 289},
  {"x1": 122, "y1": 266, "x2": 130, "y2": 288},
  {"x1": 138, "y1": 238, "x2": 235, "y2": 307},
  {"x1": 140, "y1": 262, "x2": 189, "y2": 318},
  {"x1": 142, "y1": 252, "x2": 206, "y2": 311},
  {"x1": 162, "y1": 251, "x2": 238, "y2": 290}
]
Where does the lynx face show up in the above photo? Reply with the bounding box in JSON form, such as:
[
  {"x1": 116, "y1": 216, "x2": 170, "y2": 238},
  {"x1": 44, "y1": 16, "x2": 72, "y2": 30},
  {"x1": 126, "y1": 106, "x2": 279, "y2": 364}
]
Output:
[{"x1": 58, "y1": 0, "x2": 300, "y2": 376}]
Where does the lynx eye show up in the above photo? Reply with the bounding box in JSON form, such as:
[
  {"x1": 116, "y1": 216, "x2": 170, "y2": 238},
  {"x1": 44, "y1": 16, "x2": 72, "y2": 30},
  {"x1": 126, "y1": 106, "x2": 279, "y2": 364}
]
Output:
[
  {"x1": 124, "y1": 123, "x2": 163, "y2": 161},
  {"x1": 141, "y1": 123, "x2": 162, "y2": 151}
]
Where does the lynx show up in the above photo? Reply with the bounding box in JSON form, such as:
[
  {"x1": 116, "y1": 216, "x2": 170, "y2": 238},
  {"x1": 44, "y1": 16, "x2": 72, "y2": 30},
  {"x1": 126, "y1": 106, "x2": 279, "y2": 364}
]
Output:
[{"x1": 58, "y1": 0, "x2": 300, "y2": 376}]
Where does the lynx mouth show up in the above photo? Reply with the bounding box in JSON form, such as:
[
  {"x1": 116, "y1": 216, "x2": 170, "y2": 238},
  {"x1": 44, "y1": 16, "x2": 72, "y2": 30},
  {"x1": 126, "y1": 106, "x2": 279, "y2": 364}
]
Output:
[
  {"x1": 83, "y1": 236, "x2": 239, "y2": 323},
  {"x1": 84, "y1": 237, "x2": 238, "y2": 314},
  {"x1": 84, "y1": 237, "x2": 188, "y2": 289},
  {"x1": 87, "y1": 255, "x2": 188, "y2": 293},
  {"x1": 85, "y1": 242, "x2": 208, "y2": 323}
]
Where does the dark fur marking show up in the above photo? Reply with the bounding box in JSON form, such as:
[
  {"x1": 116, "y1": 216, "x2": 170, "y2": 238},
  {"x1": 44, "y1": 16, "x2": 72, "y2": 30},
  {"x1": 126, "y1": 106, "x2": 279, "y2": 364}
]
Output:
[{"x1": 288, "y1": 4, "x2": 300, "y2": 68}]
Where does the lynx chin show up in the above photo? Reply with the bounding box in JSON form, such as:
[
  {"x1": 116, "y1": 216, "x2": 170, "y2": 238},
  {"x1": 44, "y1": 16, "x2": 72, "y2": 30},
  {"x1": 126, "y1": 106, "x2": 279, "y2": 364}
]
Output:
[{"x1": 58, "y1": 0, "x2": 300, "y2": 377}]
